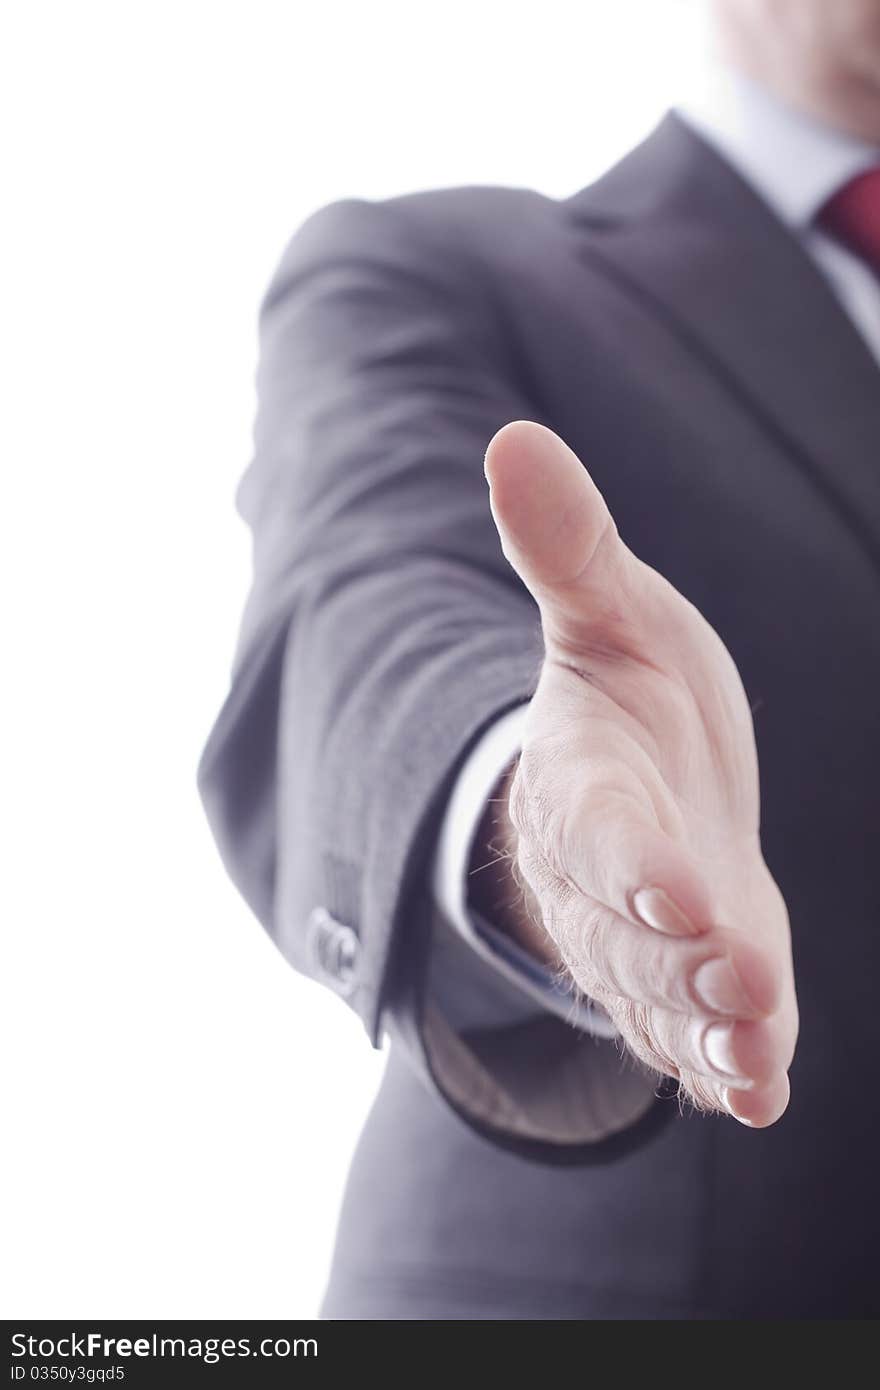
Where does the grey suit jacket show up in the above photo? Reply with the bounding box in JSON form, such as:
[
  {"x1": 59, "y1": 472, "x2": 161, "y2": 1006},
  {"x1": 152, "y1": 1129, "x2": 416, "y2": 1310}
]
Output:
[{"x1": 198, "y1": 114, "x2": 880, "y2": 1317}]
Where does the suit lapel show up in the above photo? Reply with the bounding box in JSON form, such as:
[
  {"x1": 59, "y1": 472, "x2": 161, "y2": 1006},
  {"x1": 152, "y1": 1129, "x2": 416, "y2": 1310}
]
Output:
[{"x1": 567, "y1": 113, "x2": 880, "y2": 569}]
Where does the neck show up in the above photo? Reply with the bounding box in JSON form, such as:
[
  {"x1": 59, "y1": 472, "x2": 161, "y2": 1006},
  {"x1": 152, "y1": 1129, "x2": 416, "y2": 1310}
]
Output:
[{"x1": 705, "y1": 3, "x2": 880, "y2": 146}]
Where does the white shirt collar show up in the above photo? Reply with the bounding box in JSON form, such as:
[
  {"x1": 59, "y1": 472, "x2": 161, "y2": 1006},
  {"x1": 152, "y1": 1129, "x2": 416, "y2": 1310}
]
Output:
[{"x1": 676, "y1": 65, "x2": 880, "y2": 230}]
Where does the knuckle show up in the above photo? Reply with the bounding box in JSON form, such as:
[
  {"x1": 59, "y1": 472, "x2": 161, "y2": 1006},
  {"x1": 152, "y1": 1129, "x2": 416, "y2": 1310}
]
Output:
[
  {"x1": 653, "y1": 943, "x2": 690, "y2": 1009},
  {"x1": 611, "y1": 1000, "x2": 679, "y2": 1081},
  {"x1": 624, "y1": 1000, "x2": 657, "y2": 1057},
  {"x1": 679, "y1": 1070, "x2": 724, "y2": 1115},
  {"x1": 577, "y1": 905, "x2": 620, "y2": 985},
  {"x1": 555, "y1": 899, "x2": 605, "y2": 984},
  {"x1": 585, "y1": 914, "x2": 654, "y2": 1005},
  {"x1": 540, "y1": 793, "x2": 580, "y2": 885}
]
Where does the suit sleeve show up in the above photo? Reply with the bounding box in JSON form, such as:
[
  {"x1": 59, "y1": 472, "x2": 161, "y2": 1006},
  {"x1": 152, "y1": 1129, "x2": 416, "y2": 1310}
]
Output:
[{"x1": 197, "y1": 194, "x2": 667, "y2": 1159}]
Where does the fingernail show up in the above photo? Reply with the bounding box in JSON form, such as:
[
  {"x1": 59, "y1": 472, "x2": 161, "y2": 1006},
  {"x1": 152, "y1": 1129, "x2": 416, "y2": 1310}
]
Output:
[
  {"x1": 632, "y1": 887, "x2": 700, "y2": 936},
  {"x1": 701, "y1": 1022, "x2": 753, "y2": 1086},
  {"x1": 692, "y1": 956, "x2": 754, "y2": 1015},
  {"x1": 720, "y1": 1086, "x2": 755, "y2": 1126}
]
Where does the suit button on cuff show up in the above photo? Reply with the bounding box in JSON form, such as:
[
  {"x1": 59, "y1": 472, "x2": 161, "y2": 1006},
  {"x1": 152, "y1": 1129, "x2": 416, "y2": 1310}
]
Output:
[{"x1": 307, "y1": 907, "x2": 360, "y2": 997}]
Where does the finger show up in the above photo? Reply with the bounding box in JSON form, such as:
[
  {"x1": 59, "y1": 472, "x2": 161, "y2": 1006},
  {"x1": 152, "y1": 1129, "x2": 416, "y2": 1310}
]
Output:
[
  {"x1": 684, "y1": 1070, "x2": 791, "y2": 1128},
  {"x1": 512, "y1": 766, "x2": 714, "y2": 940},
  {"x1": 678, "y1": 1069, "x2": 791, "y2": 1128},
  {"x1": 721, "y1": 1072, "x2": 791, "y2": 1128},
  {"x1": 579, "y1": 903, "x2": 782, "y2": 1021},
  {"x1": 609, "y1": 1002, "x2": 793, "y2": 1128},
  {"x1": 544, "y1": 786, "x2": 721, "y2": 943},
  {"x1": 550, "y1": 789, "x2": 792, "y2": 1022},
  {"x1": 646, "y1": 1006, "x2": 797, "y2": 1088},
  {"x1": 484, "y1": 420, "x2": 632, "y2": 650}
]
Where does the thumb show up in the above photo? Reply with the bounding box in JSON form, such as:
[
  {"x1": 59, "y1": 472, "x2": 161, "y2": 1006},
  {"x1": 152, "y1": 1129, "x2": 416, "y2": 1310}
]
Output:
[{"x1": 484, "y1": 420, "x2": 623, "y2": 641}]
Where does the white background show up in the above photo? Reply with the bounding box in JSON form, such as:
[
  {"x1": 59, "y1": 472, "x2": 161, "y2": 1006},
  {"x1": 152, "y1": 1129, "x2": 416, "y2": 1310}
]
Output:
[{"x1": 2, "y1": 1, "x2": 703, "y2": 1318}]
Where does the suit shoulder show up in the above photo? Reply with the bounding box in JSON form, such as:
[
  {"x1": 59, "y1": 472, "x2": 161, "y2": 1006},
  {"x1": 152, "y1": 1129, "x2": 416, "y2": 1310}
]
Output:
[
  {"x1": 286, "y1": 183, "x2": 563, "y2": 277},
  {"x1": 387, "y1": 182, "x2": 560, "y2": 241}
]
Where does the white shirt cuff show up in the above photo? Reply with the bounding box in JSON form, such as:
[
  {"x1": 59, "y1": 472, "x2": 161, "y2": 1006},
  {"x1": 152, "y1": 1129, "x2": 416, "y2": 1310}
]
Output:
[{"x1": 431, "y1": 704, "x2": 616, "y2": 1039}]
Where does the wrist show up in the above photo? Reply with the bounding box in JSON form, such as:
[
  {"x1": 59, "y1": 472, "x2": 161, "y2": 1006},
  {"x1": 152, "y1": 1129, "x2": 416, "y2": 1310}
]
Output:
[{"x1": 466, "y1": 761, "x2": 562, "y2": 969}]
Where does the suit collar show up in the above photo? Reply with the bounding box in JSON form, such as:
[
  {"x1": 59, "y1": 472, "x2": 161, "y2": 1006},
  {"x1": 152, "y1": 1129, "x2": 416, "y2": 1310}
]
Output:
[{"x1": 566, "y1": 113, "x2": 880, "y2": 568}]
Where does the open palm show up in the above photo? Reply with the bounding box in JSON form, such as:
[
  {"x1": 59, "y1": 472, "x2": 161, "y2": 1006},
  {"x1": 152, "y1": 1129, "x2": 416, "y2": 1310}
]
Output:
[{"x1": 487, "y1": 421, "x2": 798, "y2": 1127}]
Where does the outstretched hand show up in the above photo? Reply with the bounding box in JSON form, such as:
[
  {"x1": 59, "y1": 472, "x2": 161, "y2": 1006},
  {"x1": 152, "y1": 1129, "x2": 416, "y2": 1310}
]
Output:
[{"x1": 483, "y1": 420, "x2": 798, "y2": 1127}]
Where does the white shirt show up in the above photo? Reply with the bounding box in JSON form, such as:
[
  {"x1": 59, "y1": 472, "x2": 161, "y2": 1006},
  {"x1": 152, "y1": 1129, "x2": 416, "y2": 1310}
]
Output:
[{"x1": 430, "y1": 67, "x2": 880, "y2": 1033}]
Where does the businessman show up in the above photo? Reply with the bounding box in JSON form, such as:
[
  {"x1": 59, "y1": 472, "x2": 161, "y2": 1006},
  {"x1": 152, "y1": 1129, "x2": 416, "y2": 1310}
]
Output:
[{"x1": 199, "y1": 0, "x2": 880, "y2": 1318}]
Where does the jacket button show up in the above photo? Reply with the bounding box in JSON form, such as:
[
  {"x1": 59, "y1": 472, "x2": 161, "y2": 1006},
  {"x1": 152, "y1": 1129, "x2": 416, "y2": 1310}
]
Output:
[{"x1": 306, "y1": 907, "x2": 359, "y2": 996}]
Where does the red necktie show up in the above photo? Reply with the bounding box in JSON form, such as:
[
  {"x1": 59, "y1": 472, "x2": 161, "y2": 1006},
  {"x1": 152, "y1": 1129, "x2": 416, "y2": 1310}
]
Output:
[{"x1": 819, "y1": 167, "x2": 880, "y2": 274}]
